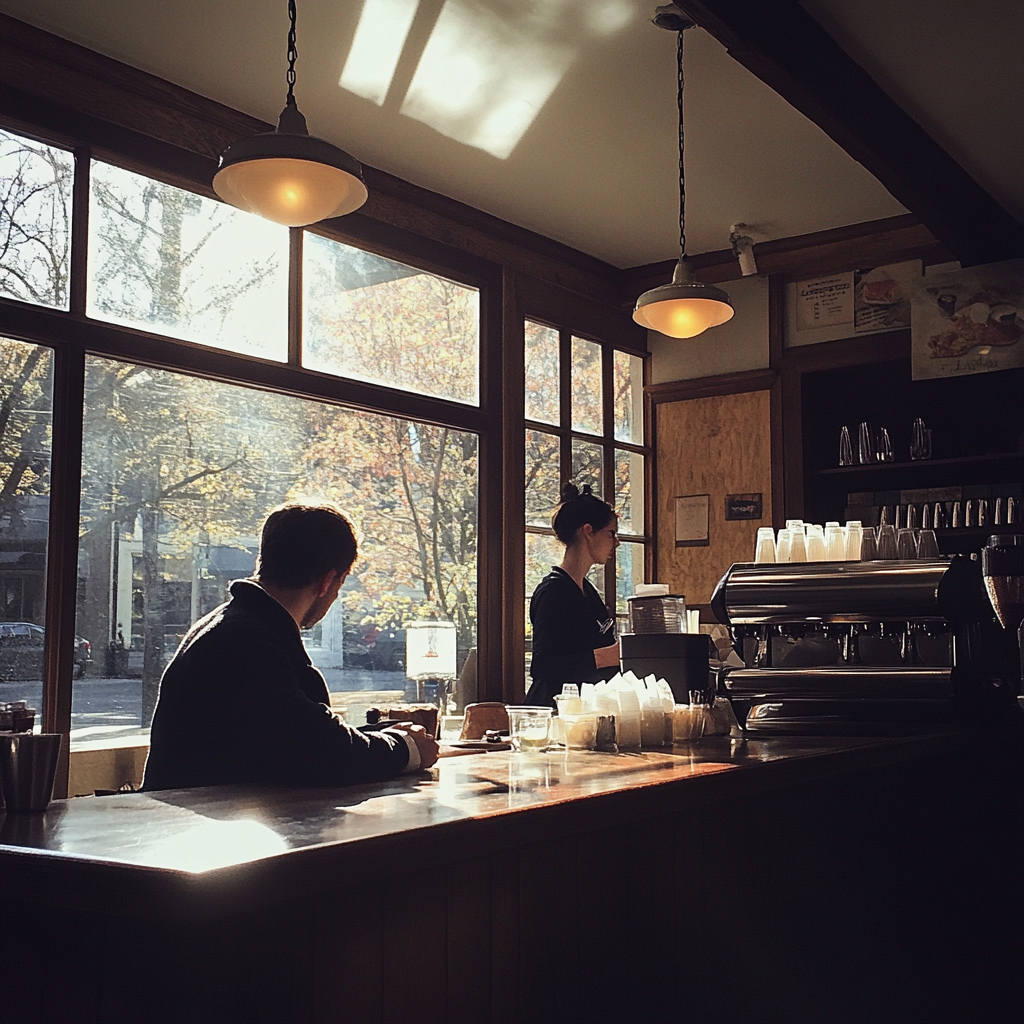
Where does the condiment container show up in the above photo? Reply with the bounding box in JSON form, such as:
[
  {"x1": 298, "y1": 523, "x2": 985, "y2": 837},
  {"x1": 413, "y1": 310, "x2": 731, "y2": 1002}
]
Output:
[
  {"x1": 627, "y1": 591, "x2": 686, "y2": 634},
  {"x1": 561, "y1": 713, "x2": 598, "y2": 750}
]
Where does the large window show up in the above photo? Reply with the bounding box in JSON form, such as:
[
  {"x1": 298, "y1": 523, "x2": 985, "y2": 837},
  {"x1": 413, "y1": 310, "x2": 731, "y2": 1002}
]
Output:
[
  {"x1": 75, "y1": 359, "x2": 478, "y2": 743},
  {"x1": 524, "y1": 319, "x2": 648, "y2": 639},
  {"x1": 0, "y1": 124, "x2": 488, "y2": 757},
  {"x1": 0, "y1": 104, "x2": 646, "y2": 771}
]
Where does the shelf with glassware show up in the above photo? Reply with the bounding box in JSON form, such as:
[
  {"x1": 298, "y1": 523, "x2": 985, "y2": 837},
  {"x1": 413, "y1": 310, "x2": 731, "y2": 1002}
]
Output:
[{"x1": 799, "y1": 356, "x2": 1024, "y2": 553}]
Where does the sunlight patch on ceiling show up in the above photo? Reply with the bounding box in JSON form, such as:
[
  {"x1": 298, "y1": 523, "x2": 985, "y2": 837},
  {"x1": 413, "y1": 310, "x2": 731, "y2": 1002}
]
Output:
[
  {"x1": 339, "y1": 0, "x2": 638, "y2": 160},
  {"x1": 401, "y1": 1, "x2": 572, "y2": 159},
  {"x1": 339, "y1": 0, "x2": 419, "y2": 106}
]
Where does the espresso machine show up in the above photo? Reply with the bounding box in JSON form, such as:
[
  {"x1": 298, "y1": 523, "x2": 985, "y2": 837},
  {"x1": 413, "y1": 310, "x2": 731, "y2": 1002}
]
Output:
[{"x1": 710, "y1": 557, "x2": 1017, "y2": 735}]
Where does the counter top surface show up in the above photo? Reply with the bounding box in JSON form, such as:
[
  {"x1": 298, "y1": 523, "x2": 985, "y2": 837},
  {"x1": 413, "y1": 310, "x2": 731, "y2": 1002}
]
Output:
[{"x1": 0, "y1": 733, "x2": 951, "y2": 878}]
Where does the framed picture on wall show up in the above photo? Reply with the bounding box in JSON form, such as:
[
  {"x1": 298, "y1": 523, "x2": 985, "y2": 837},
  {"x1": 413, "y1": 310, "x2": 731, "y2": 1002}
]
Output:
[
  {"x1": 675, "y1": 494, "x2": 710, "y2": 547},
  {"x1": 725, "y1": 493, "x2": 763, "y2": 520}
]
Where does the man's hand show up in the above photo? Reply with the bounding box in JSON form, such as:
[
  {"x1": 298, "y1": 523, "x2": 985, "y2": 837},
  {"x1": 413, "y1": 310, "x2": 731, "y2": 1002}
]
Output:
[{"x1": 390, "y1": 722, "x2": 439, "y2": 770}]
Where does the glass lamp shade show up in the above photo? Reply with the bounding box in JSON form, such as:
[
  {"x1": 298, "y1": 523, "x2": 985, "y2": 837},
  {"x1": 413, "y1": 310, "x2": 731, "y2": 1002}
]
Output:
[
  {"x1": 633, "y1": 261, "x2": 734, "y2": 338},
  {"x1": 213, "y1": 128, "x2": 368, "y2": 227}
]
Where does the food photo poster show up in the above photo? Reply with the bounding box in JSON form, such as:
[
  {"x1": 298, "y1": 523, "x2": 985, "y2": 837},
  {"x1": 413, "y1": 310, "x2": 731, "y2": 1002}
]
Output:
[
  {"x1": 911, "y1": 258, "x2": 1024, "y2": 380},
  {"x1": 854, "y1": 260, "x2": 920, "y2": 332}
]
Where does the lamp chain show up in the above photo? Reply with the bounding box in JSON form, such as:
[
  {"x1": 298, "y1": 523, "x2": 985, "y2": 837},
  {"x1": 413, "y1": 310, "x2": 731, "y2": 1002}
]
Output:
[
  {"x1": 286, "y1": 0, "x2": 298, "y2": 103},
  {"x1": 677, "y1": 28, "x2": 686, "y2": 260}
]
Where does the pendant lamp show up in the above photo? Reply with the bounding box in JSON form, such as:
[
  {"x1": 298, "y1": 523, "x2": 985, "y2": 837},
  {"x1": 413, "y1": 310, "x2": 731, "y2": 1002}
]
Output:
[
  {"x1": 633, "y1": 6, "x2": 733, "y2": 338},
  {"x1": 213, "y1": 0, "x2": 368, "y2": 227}
]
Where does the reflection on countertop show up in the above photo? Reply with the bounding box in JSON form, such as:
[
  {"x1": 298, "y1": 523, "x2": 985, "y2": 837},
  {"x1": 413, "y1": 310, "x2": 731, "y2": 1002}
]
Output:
[{"x1": 0, "y1": 735, "x2": 948, "y2": 876}]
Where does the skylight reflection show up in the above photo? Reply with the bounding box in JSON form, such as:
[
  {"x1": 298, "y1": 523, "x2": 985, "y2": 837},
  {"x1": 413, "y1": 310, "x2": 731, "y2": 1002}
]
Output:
[
  {"x1": 339, "y1": 0, "x2": 420, "y2": 106},
  {"x1": 401, "y1": 1, "x2": 572, "y2": 159}
]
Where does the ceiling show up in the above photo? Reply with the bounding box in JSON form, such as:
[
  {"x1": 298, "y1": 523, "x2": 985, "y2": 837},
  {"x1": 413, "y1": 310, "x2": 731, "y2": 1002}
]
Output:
[{"x1": 0, "y1": 1, "x2": 1017, "y2": 270}]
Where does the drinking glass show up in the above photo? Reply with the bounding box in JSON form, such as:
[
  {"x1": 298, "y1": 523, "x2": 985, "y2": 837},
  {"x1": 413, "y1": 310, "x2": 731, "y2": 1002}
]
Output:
[
  {"x1": 839, "y1": 426, "x2": 854, "y2": 466},
  {"x1": 789, "y1": 526, "x2": 807, "y2": 562},
  {"x1": 896, "y1": 528, "x2": 918, "y2": 559},
  {"x1": 875, "y1": 426, "x2": 893, "y2": 463},
  {"x1": 906, "y1": 504, "x2": 918, "y2": 530},
  {"x1": 917, "y1": 529, "x2": 940, "y2": 559},
  {"x1": 877, "y1": 524, "x2": 897, "y2": 559},
  {"x1": 825, "y1": 523, "x2": 846, "y2": 561},
  {"x1": 857, "y1": 422, "x2": 874, "y2": 465},
  {"x1": 860, "y1": 528, "x2": 877, "y2": 560},
  {"x1": 754, "y1": 527, "x2": 776, "y2": 563},
  {"x1": 806, "y1": 524, "x2": 826, "y2": 561},
  {"x1": 845, "y1": 521, "x2": 863, "y2": 561},
  {"x1": 776, "y1": 528, "x2": 792, "y2": 563},
  {"x1": 506, "y1": 707, "x2": 552, "y2": 753}
]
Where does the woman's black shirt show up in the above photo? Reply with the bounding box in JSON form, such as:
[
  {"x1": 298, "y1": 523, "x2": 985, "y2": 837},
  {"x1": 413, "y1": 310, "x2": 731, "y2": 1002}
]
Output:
[{"x1": 525, "y1": 566, "x2": 617, "y2": 707}]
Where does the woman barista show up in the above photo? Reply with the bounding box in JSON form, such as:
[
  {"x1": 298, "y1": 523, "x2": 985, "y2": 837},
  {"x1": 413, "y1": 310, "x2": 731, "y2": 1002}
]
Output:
[{"x1": 525, "y1": 483, "x2": 620, "y2": 707}]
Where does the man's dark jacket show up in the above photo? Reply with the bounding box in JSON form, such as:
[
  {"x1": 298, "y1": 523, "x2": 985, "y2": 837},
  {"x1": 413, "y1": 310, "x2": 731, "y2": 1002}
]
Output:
[{"x1": 143, "y1": 580, "x2": 409, "y2": 790}]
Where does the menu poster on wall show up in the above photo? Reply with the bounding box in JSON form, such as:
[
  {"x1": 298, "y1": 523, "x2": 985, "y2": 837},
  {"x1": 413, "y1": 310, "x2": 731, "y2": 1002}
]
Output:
[
  {"x1": 796, "y1": 273, "x2": 854, "y2": 330},
  {"x1": 854, "y1": 260, "x2": 921, "y2": 332},
  {"x1": 910, "y1": 258, "x2": 1024, "y2": 380},
  {"x1": 675, "y1": 494, "x2": 710, "y2": 547}
]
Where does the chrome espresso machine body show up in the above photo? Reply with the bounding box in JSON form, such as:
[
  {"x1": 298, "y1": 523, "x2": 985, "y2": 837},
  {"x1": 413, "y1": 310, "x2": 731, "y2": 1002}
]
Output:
[{"x1": 710, "y1": 557, "x2": 1018, "y2": 735}]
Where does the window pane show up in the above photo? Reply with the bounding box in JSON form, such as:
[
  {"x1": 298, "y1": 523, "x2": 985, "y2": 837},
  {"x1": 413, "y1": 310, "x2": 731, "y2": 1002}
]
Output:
[
  {"x1": 571, "y1": 439, "x2": 602, "y2": 498},
  {"x1": 0, "y1": 339, "x2": 53, "y2": 722},
  {"x1": 525, "y1": 429, "x2": 560, "y2": 528},
  {"x1": 87, "y1": 161, "x2": 288, "y2": 360},
  {"x1": 525, "y1": 321, "x2": 559, "y2": 424},
  {"x1": 303, "y1": 233, "x2": 479, "y2": 405},
  {"x1": 74, "y1": 357, "x2": 478, "y2": 750},
  {"x1": 525, "y1": 532, "x2": 561, "y2": 644},
  {"x1": 0, "y1": 129, "x2": 73, "y2": 309},
  {"x1": 614, "y1": 449, "x2": 645, "y2": 537},
  {"x1": 615, "y1": 541, "x2": 645, "y2": 615},
  {"x1": 571, "y1": 336, "x2": 602, "y2": 434},
  {"x1": 614, "y1": 350, "x2": 644, "y2": 444}
]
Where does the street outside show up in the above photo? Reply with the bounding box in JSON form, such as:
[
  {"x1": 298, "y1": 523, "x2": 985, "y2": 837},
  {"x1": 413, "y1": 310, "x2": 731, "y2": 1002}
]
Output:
[{"x1": 0, "y1": 668, "x2": 413, "y2": 745}]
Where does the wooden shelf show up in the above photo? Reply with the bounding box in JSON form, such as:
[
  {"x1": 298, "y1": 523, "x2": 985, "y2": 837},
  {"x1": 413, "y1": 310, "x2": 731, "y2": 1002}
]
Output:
[{"x1": 814, "y1": 452, "x2": 1023, "y2": 477}]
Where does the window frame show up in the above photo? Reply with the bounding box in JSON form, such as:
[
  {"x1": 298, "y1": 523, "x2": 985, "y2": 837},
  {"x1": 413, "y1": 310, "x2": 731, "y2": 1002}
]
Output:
[
  {"x1": 0, "y1": 125, "x2": 506, "y2": 779},
  {"x1": 523, "y1": 318, "x2": 652, "y2": 621}
]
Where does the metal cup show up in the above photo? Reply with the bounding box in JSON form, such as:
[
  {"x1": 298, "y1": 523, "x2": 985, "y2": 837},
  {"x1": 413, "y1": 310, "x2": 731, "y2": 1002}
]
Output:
[{"x1": 0, "y1": 733, "x2": 62, "y2": 812}]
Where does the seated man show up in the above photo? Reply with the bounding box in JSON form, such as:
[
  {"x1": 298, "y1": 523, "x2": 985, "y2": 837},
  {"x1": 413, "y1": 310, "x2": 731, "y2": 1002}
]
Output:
[{"x1": 143, "y1": 503, "x2": 437, "y2": 790}]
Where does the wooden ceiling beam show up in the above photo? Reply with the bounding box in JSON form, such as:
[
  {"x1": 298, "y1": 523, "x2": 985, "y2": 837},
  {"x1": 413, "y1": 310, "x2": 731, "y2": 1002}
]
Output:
[
  {"x1": 623, "y1": 213, "x2": 953, "y2": 295},
  {"x1": 674, "y1": 0, "x2": 1024, "y2": 267}
]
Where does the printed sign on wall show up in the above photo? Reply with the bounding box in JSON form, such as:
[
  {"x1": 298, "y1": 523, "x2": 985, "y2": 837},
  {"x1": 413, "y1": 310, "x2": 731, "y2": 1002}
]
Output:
[
  {"x1": 675, "y1": 494, "x2": 710, "y2": 547},
  {"x1": 796, "y1": 273, "x2": 854, "y2": 330}
]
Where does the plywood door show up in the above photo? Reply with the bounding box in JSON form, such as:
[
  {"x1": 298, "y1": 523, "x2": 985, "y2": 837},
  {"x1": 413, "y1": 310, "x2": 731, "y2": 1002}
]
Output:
[{"x1": 656, "y1": 390, "x2": 772, "y2": 604}]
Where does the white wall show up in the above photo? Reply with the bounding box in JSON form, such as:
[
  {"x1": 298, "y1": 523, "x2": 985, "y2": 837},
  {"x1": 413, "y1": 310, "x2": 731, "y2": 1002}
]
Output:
[{"x1": 648, "y1": 274, "x2": 769, "y2": 382}]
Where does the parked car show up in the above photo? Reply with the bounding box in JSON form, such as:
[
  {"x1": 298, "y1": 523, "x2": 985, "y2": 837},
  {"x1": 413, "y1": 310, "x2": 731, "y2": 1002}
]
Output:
[
  {"x1": 0, "y1": 622, "x2": 91, "y2": 681},
  {"x1": 342, "y1": 625, "x2": 406, "y2": 672}
]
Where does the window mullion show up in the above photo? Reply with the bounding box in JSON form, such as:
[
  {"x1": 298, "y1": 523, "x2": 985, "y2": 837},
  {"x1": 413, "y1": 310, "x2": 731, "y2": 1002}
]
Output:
[
  {"x1": 288, "y1": 227, "x2": 303, "y2": 366},
  {"x1": 69, "y1": 146, "x2": 90, "y2": 317},
  {"x1": 42, "y1": 343, "x2": 86, "y2": 799}
]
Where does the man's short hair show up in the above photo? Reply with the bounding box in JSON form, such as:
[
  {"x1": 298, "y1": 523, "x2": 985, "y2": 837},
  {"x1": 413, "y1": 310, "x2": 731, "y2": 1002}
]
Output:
[{"x1": 256, "y1": 503, "x2": 357, "y2": 590}]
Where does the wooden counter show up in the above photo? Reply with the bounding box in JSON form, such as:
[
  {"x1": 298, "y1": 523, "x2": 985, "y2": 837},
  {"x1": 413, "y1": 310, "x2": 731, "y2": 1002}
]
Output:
[{"x1": 1, "y1": 732, "x2": 1019, "y2": 1023}]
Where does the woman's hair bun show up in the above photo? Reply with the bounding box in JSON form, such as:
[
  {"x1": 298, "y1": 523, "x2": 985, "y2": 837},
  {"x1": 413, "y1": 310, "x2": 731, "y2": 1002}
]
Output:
[
  {"x1": 559, "y1": 481, "x2": 581, "y2": 503},
  {"x1": 551, "y1": 480, "x2": 614, "y2": 543}
]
